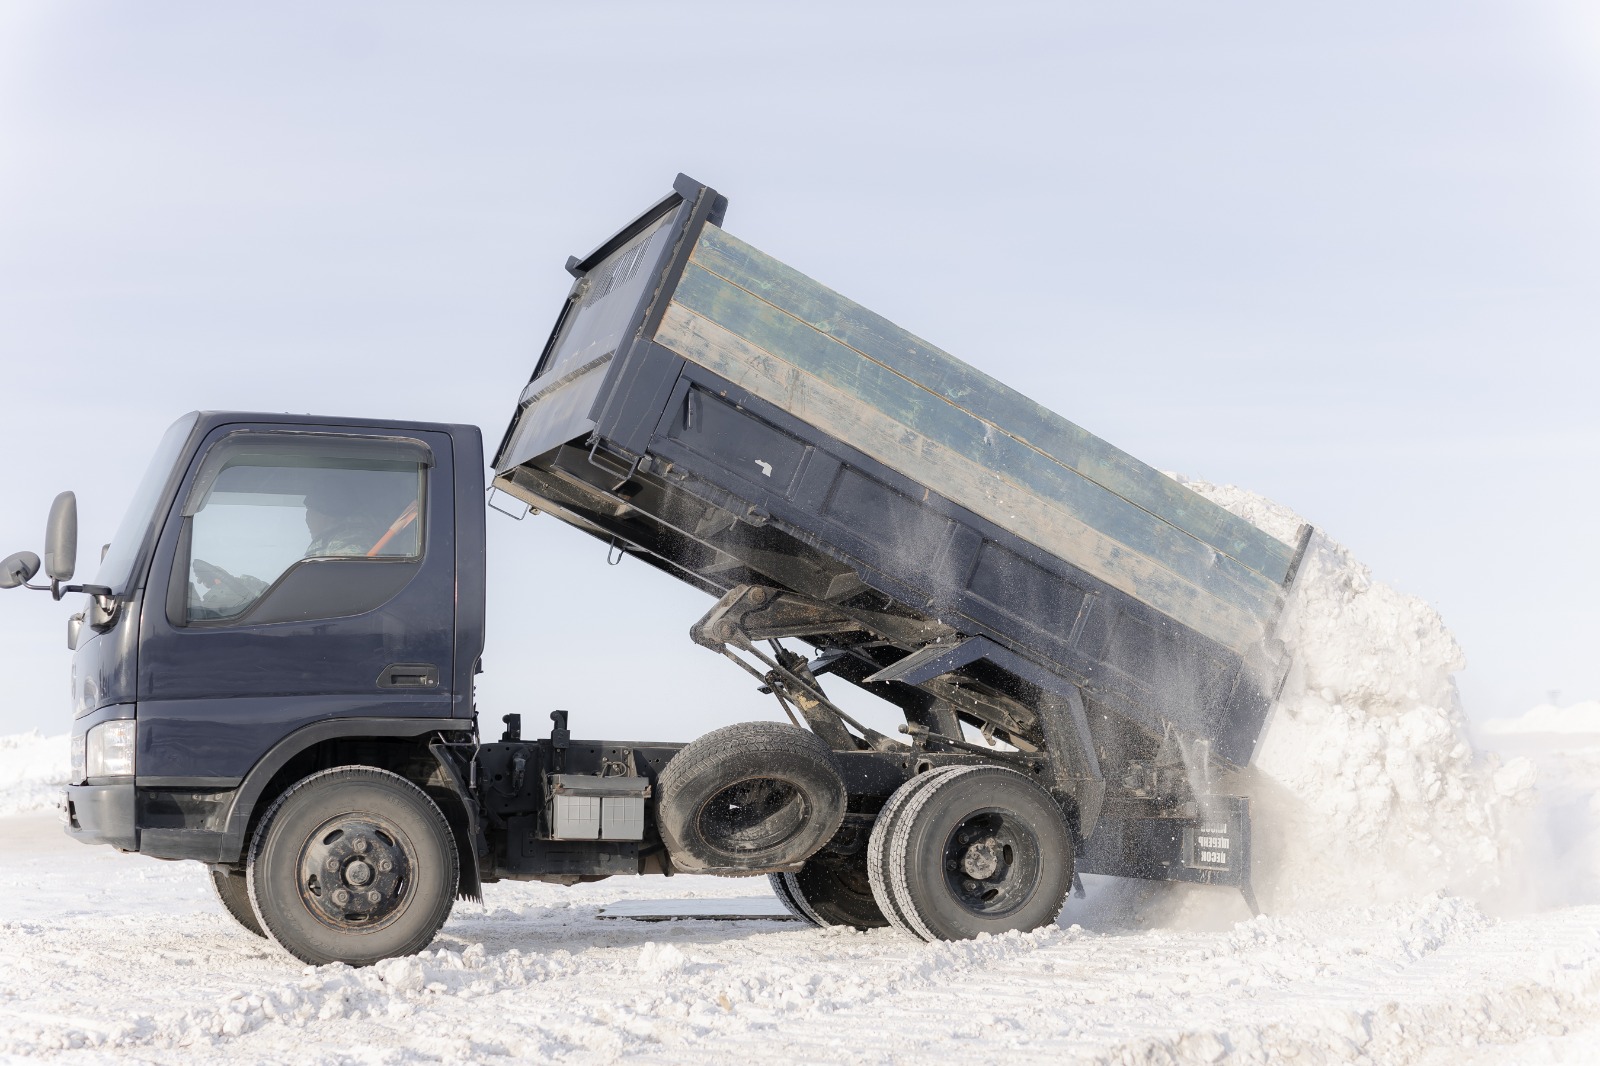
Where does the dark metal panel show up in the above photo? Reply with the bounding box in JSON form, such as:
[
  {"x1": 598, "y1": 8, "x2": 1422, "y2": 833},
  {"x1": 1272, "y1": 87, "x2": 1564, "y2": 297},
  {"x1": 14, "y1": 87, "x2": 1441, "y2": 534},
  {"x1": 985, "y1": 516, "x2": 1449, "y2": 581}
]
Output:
[
  {"x1": 667, "y1": 386, "x2": 814, "y2": 497},
  {"x1": 1077, "y1": 795, "x2": 1254, "y2": 893},
  {"x1": 216, "y1": 716, "x2": 467, "y2": 861},
  {"x1": 865, "y1": 637, "x2": 991, "y2": 687},
  {"x1": 134, "y1": 694, "x2": 455, "y2": 782},
  {"x1": 71, "y1": 608, "x2": 141, "y2": 718},
  {"x1": 449, "y1": 424, "x2": 486, "y2": 720},
  {"x1": 588, "y1": 177, "x2": 728, "y2": 456}
]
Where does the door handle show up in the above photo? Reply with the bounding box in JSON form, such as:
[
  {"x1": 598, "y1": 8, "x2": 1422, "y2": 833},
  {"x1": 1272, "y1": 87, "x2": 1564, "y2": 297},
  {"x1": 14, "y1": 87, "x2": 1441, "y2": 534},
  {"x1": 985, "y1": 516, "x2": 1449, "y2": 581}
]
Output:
[{"x1": 377, "y1": 663, "x2": 439, "y2": 689}]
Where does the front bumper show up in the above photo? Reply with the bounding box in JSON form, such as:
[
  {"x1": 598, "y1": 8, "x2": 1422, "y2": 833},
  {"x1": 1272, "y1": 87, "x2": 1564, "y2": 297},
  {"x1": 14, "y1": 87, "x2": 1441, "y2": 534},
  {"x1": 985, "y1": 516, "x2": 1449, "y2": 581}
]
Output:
[{"x1": 61, "y1": 783, "x2": 138, "y2": 851}]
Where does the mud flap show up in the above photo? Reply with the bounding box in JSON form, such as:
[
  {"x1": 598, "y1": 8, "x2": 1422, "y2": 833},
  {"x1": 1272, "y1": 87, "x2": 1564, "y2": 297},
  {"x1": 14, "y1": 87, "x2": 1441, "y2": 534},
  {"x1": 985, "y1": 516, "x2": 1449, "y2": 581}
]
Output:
[{"x1": 1075, "y1": 794, "x2": 1259, "y2": 915}]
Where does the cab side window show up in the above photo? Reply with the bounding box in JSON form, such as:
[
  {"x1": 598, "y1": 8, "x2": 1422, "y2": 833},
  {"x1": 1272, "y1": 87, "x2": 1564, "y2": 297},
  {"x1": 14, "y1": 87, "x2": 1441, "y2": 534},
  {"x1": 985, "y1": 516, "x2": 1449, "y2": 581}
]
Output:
[{"x1": 181, "y1": 433, "x2": 429, "y2": 625}]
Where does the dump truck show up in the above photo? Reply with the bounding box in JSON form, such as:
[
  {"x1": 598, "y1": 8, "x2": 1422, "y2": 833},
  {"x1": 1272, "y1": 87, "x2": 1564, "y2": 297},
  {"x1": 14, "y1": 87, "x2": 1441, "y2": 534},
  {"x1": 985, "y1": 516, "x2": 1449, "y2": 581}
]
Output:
[{"x1": 3, "y1": 175, "x2": 1309, "y2": 965}]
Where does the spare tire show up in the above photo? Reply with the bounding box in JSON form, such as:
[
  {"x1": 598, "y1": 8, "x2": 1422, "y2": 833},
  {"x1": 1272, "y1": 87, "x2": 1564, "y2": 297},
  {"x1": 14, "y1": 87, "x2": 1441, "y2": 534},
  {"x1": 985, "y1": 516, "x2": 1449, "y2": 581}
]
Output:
[{"x1": 656, "y1": 721, "x2": 846, "y2": 874}]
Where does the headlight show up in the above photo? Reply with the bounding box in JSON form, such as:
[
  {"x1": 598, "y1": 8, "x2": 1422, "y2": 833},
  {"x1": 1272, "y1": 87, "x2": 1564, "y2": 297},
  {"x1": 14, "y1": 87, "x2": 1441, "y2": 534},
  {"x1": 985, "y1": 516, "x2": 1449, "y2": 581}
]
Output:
[
  {"x1": 71, "y1": 733, "x2": 86, "y2": 784},
  {"x1": 86, "y1": 720, "x2": 136, "y2": 779}
]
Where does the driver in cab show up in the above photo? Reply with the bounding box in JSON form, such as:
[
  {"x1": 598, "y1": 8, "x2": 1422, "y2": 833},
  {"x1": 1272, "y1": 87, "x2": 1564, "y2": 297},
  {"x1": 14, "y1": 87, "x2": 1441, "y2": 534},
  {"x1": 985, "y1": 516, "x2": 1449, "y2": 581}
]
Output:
[{"x1": 190, "y1": 482, "x2": 404, "y2": 617}]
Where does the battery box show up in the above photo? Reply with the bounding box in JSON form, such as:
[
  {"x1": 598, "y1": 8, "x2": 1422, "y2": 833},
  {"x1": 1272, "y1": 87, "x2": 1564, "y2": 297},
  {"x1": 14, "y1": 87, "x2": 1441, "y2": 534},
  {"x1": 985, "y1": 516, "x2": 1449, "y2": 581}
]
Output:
[{"x1": 548, "y1": 774, "x2": 652, "y2": 841}]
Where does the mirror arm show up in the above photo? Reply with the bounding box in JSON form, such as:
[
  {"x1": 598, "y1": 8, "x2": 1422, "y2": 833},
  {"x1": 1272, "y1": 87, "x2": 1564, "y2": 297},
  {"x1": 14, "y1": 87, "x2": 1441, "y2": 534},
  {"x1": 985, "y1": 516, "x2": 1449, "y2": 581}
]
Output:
[{"x1": 16, "y1": 580, "x2": 113, "y2": 601}]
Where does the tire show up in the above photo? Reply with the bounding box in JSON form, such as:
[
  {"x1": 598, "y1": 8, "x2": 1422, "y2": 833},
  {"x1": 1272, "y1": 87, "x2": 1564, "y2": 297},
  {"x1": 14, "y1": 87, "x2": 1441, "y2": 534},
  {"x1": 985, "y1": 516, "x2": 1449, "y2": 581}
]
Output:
[
  {"x1": 768, "y1": 872, "x2": 813, "y2": 924},
  {"x1": 883, "y1": 765, "x2": 1072, "y2": 942},
  {"x1": 208, "y1": 864, "x2": 266, "y2": 938},
  {"x1": 656, "y1": 722, "x2": 846, "y2": 874},
  {"x1": 867, "y1": 767, "x2": 964, "y2": 937},
  {"x1": 779, "y1": 845, "x2": 889, "y2": 930},
  {"x1": 247, "y1": 766, "x2": 459, "y2": 967}
]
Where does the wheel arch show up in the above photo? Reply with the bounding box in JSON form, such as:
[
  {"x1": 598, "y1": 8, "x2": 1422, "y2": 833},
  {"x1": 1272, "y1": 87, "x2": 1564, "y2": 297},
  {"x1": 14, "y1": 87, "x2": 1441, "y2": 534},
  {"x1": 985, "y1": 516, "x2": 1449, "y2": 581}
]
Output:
[{"x1": 218, "y1": 718, "x2": 474, "y2": 888}]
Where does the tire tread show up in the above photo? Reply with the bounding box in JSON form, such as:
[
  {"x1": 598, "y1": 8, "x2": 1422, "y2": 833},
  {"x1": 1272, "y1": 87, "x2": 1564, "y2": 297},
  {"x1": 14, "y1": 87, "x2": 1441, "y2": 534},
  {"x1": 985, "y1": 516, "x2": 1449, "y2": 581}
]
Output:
[{"x1": 867, "y1": 767, "x2": 963, "y2": 939}]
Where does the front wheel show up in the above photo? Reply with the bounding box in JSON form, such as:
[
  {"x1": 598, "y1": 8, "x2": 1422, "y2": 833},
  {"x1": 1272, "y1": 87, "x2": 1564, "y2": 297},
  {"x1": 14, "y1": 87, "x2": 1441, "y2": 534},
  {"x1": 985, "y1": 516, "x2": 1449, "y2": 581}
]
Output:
[{"x1": 247, "y1": 766, "x2": 459, "y2": 966}]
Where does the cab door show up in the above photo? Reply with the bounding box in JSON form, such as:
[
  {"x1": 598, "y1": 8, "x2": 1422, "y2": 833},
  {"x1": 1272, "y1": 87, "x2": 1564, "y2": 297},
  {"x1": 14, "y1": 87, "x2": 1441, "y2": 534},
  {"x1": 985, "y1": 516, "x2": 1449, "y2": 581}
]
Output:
[{"x1": 134, "y1": 423, "x2": 460, "y2": 786}]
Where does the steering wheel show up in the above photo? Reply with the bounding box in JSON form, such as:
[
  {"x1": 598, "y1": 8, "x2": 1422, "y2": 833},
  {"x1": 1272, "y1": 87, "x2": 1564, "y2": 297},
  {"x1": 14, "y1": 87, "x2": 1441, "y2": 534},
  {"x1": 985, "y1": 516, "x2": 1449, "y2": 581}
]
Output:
[{"x1": 366, "y1": 501, "x2": 419, "y2": 557}]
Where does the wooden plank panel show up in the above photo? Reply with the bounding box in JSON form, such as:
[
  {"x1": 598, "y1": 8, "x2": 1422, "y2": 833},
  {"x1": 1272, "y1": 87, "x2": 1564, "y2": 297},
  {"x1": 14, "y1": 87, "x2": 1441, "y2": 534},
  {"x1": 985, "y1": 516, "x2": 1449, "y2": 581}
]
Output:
[
  {"x1": 688, "y1": 226, "x2": 1296, "y2": 584},
  {"x1": 668, "y1": 262, "x2": 1285, "y2": 623},
  {"x1": 655, "y1": 301, "x2": 1272, "y2": 654}
]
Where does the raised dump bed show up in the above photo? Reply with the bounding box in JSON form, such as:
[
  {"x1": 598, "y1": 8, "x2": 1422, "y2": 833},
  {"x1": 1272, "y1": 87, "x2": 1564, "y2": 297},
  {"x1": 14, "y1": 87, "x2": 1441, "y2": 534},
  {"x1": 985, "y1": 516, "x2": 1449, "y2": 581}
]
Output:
[{"x1": 493, "y1": 176, "x2": 1309, "y2": 878}]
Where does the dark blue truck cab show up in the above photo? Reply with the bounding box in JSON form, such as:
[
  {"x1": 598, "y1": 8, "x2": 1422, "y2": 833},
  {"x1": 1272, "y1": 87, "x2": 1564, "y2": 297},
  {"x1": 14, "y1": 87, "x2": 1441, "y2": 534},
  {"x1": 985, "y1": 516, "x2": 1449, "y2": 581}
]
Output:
[
  {"x1": 59, "y1": 413, "x2": 485, "y2": 862},
  {"x1": 6, "y1": 176, "x2": 1308, "y2": 966}
]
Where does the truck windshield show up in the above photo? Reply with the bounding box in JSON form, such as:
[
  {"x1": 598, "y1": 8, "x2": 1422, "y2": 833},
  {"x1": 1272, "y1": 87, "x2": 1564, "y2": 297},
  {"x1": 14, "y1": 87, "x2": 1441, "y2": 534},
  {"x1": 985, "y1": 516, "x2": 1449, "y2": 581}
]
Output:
[{"x1": 95, "y1": 413, "x2": 200, "y2": 594}]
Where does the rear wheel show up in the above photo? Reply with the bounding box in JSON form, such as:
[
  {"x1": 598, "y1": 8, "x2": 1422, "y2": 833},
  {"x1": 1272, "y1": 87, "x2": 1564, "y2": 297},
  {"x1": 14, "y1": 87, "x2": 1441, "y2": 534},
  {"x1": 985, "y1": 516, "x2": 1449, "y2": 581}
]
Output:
[
  {"x1": 247, "y1": 766, "x2": 459, "y2": 966},
  {"x1": 208, "y1": 864, "x2": 265, "y2": 938},
  {"x1": 779, "y1": 846, "x2": 889, "y2": 930},
  {"x1": 867, "y1": 766, "x2": 963, "y2": 936},
  {"x1": 882, "y1": 765, "x2": 1072, "y2": 941}
]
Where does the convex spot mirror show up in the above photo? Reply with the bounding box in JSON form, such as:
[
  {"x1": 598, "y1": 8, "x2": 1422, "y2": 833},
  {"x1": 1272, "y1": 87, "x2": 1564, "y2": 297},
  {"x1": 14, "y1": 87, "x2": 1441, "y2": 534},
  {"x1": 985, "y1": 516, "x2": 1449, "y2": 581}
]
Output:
[
  {"x1": 0, "y1": 551, "x2": 41, "y2": 590},
  {"x1": 45, "y1": 491, "x2": 76, "y2": 582}
]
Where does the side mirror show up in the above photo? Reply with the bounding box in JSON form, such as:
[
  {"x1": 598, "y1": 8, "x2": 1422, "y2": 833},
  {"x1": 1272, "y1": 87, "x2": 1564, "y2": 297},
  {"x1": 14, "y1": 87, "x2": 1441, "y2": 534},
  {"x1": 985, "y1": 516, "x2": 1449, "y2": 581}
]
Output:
[
  {"x1": 45, "y1": 491, "x2": 77, "y2": 582},
  {"x1": 0, "y1": 551, "x2": 41, "y2": 590}
]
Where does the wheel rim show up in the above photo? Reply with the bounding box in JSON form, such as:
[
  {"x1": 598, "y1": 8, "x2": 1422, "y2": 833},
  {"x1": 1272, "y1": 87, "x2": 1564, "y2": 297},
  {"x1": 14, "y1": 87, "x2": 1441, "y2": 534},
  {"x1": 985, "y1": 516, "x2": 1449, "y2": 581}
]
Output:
[
  {"x1": 296, "y1": 813, "x2": 414, "y2": 932},
  {"x1": 940, "y1": 808, "x2": 1042, "y2": 918},
  {"x1": 697, "y1": 777, "x2": 809, "y2": 855}
]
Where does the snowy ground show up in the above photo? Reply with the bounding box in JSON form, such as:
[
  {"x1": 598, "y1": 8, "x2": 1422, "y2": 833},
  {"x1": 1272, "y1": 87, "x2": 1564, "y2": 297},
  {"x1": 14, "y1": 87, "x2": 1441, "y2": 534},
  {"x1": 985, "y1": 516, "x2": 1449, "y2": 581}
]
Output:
[{"x1": 1, "y1": 716, "x2": 1598, "y2": 1065}]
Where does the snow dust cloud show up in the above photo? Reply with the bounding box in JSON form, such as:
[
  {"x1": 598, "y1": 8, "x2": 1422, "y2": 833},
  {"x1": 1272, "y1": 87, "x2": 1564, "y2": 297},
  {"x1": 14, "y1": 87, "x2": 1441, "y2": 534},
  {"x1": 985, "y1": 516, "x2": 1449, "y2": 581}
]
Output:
[{"x1": 1175, "y1": 476, "x2": 1585, "y2": 916}]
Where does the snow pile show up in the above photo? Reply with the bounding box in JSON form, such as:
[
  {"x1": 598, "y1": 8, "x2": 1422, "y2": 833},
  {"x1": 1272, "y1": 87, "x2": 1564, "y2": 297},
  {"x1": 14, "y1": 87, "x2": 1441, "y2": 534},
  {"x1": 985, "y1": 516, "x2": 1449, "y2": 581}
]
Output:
[
  {"x1": 1480, "y1": 701, "x2": 1600, "y2": 735},
  {"x1": 1173, "y1": 477, "x2": 1536, "y2": 912},
  {"x1": 0, "y1": 731, "x2": 69, "y2": 817}
]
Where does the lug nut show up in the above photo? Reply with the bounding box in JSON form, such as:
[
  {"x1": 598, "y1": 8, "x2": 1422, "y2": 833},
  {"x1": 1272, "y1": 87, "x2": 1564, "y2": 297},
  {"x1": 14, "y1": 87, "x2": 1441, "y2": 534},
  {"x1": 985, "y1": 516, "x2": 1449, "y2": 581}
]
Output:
[
  {"x1": 332, "y1": 889, "x2": 349, "y2": 905},
  {"x1": 368, "y1": 891, "x2": 381, "y2": 903},
  {"x1": 326, "y1": 857, "x2": 339, "y2": 871},
  {"x1": 379, "y1": 860, "x2": 393, "y2": 873},
  {"x1": 353, "y1": 837, "x2": 369, "y2": 853}
]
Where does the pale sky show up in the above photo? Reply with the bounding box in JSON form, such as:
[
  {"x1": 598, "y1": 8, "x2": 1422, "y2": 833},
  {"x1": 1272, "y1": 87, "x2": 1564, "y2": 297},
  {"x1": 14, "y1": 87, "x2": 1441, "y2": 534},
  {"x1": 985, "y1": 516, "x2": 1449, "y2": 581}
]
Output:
[{"x1": 1, "y1": 2, "x2": 1596, "y2": 740}]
